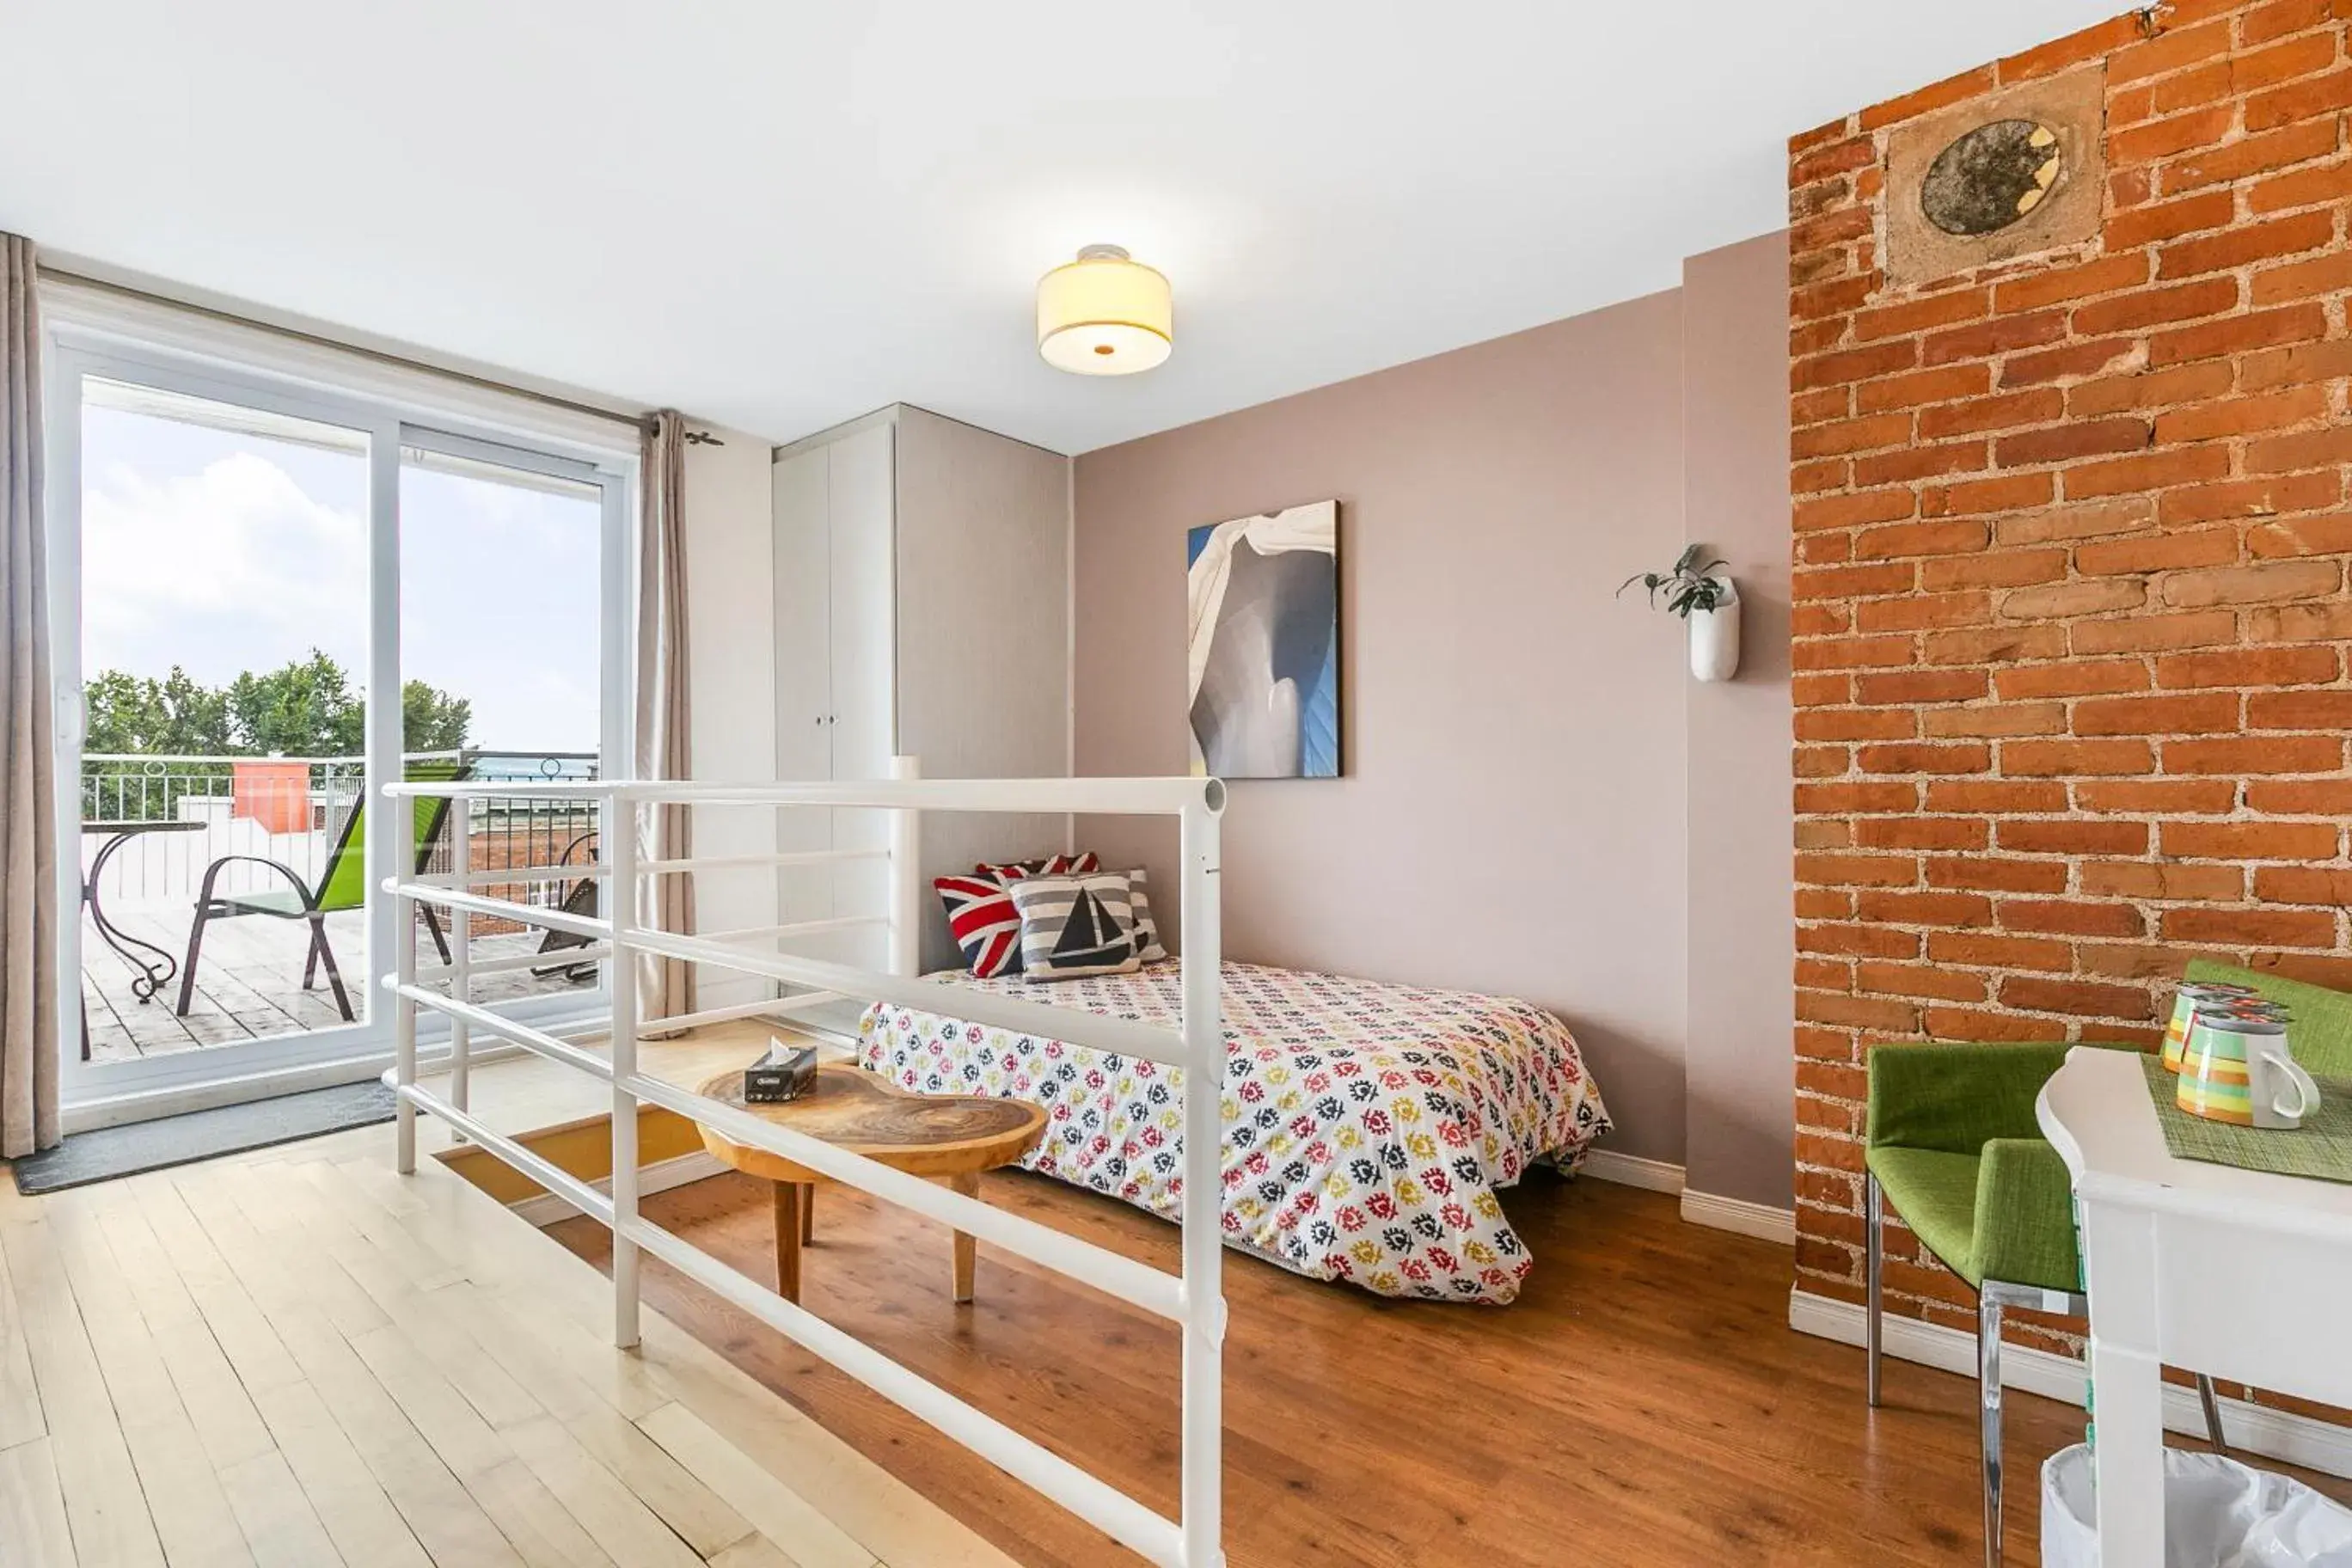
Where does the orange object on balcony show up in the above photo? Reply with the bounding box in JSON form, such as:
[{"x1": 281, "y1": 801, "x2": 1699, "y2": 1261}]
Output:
[{"x1": 231, "y1": 761, "x2": 310, "y2": 835}]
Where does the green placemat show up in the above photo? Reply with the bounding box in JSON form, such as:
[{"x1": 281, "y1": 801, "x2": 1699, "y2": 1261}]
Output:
[{"x1": 2141, "y1": 1054, "x2": 2352, "y2": 1183}]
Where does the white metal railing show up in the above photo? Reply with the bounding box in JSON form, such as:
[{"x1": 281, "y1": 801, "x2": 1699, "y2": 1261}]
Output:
[{"x1": 377, "y1": 755, "x2": 1228, "y2": 1568}]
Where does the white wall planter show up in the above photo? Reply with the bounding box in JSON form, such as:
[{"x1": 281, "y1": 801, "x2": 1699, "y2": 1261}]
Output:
[{"x1": 1689, "y1": 581, "x2": 1741, "y2": 683}]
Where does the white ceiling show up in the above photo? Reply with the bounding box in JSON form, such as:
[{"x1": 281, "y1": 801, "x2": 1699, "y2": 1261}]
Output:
[{"x1": 5, "y1": 1, "x2": 2125, "y2": 455}]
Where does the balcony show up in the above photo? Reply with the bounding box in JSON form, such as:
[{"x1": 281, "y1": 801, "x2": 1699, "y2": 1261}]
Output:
[{"x1": 78, "y1": 749, "x2": 603, "y2": 1063}]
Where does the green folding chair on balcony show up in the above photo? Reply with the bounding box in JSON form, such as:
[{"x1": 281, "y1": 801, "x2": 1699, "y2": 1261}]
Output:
[
  {"x1": 175, "y1": 757, "x2": 470, "y2": 1024},
  {"x1": 1864, "y1": 1038, "x2": 2227, "y2": 1568}
]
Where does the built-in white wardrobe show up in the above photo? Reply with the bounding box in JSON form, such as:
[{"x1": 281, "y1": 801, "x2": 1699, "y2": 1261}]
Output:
[{"x1": 770, "y1": 405, "x2": 1071, "y2": 987}]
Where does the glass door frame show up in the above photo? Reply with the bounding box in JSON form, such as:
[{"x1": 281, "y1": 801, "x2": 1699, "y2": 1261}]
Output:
[
  {"x1": 45, "y1": 322, "x2": 636, "y2": 1119},
  {"x1": 395, "y1": 420, "x2": 631, "y2": 1038}
]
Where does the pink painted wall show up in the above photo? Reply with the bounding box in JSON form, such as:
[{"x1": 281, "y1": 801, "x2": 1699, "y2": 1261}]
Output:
[
  {"x1": 1074, "y1": 288, "x2": 1699, "y2": 1167},
  {"x1": 1072, "y1": 236, "x2": 1794, "y2": 1197},
  {"x1": 1682, "y1": 232, "x2": 1797, "y2": 1210}
]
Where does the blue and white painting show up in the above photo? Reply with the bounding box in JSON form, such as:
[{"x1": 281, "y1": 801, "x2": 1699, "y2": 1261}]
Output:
[{"x1": 1185, "y1": 500, "x2": 1339, "y2": 779}]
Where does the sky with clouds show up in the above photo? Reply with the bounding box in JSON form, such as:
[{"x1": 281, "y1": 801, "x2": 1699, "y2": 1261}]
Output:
[{"x1": 80, "y1": 405, "x2": 603, "y2": 756}]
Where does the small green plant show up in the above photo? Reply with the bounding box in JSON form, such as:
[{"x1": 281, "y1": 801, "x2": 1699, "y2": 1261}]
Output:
[{"x1": 1617, "y1": 543, "x2": 1730, "y2": 618}]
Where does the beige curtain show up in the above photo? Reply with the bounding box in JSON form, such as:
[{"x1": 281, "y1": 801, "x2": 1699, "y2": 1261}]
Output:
[
  {"x1": 1, "y1": 235, "x2": 57, "y2": 1157},
  {"x1": 634, "y1": 410, "x2": 694, "y2": 1027}
]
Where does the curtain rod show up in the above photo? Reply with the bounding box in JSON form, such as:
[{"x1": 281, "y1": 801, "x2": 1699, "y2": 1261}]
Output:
[{"x1": 44, "y1": 265, "x2": 661, "y2": 435}]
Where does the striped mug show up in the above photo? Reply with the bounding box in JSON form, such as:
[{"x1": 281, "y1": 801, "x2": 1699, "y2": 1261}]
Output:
[
  {"x1": 2177, "y1": 1013, "x2": 2322, "y2": 1130},
  {"x1": 2160, "y1": 983, "x2": 2257, "y2": 1072}
]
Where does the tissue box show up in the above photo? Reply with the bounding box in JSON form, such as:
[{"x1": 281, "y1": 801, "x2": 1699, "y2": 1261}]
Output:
[{"x1": 744, "y1": 1041, "x2": 819, "y2": 1104}]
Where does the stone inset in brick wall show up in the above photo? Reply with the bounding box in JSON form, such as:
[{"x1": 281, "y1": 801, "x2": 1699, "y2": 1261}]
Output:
[
  {"x1": 1789, "y1": 0, "x2": 2352, "y2": 1359},
  {"x1": 1885, "y1": 65, "x2": 2110, "y2": 286}
]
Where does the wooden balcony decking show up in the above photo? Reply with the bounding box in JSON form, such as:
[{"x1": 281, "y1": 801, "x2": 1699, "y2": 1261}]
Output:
[{"x1": 80, "y1": 908, "x2": 596, "y2": 1063}]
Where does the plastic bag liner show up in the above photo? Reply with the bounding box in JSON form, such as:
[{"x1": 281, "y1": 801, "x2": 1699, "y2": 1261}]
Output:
[{"x1": 2043, "y1": 1443, "x2": 2352, "y2": 1567}]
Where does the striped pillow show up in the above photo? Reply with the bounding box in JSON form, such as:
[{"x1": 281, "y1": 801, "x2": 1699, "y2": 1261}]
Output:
[
  {"x1": 1127, "y1": 867, "x2": 1168, "y2": 963},
  {"x1": 977, "y1": 851, "x2": 1100, "y2": 885},
  {"x1": 934, "y1": 873, "x2": 1024, "y2": 978},
  {"x1": 1008, "y1": 872, "x2": 1142, "y2": 981}
]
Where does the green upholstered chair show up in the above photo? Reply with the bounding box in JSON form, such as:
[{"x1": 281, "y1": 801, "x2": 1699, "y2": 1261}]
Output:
[
  {"x1": 175, "y1": 756, "x2": 469, "y2": 1023},
  {"x1": 1864, "y1": 1039, "x2": 2226, "y2": 1568}
]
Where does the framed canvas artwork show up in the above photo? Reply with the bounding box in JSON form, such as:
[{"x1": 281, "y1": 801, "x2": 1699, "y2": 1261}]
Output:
[{"x1": 1185, "y1": 500, "x2": 1339, "y2": 779}]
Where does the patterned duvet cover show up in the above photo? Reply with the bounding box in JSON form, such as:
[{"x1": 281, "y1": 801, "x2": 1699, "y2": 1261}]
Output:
[{"x1": 856, "y1": 960, "x2": 1610, "y2": 1304}]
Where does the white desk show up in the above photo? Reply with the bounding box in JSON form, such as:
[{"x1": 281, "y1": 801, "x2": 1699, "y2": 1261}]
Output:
[{"x1": 2037, "y1": 1045, "x2": 2352, "y2": 1565}]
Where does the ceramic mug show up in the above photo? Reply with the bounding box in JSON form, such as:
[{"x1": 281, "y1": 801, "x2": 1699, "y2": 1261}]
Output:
[
  {"x1": 2177, "y1": 1014, "x2": 2322, "y2": 1130},
  {"x1": 2160, "y1": 983, "x2": 2258, "y2": 1072}
]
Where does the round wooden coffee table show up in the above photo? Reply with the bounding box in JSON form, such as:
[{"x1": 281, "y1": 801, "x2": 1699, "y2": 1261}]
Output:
[{"x1": 694, "y1": 1063, "x2": 1047, "y2": 1306}]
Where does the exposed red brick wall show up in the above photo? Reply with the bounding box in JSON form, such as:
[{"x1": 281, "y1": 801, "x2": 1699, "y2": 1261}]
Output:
[{"x1": 1788, "y1": 0, "x2": 2352, "y2": 1353}]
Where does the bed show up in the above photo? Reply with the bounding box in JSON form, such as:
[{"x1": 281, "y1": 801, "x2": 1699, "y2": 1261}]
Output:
[{"x1": 856, "y1": 960, "x2": 1610, "y2": 1304}]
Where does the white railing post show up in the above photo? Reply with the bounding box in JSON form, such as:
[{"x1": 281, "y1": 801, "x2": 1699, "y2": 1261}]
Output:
[
  {"x1": 449, "y1": 790, "x2": 472, "y2": 1133},
  {"x1": 1178, "y1": 782, "x2": 1226, "y2": 1568},
  {"x1": 889, "y1": 755, "x2": 922, "y2": 979},
  {"x1": 605, "y1": 790, "x2": 641, "y2": 1349},
  {"x1": 392, "y1": 787, "x2": 419, "y2": 1176}
]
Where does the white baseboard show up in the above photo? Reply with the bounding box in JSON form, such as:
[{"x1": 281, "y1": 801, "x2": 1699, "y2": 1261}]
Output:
[
  {"x1": 1577, "y1": 1148, "x2": 1684, "y2": 1194},
  {"x1": 1680, "y1": 1188, "x2": 1797, "y2": 1245},
  {"x1": 1577, "y1": 1150, "x2": 1796, "y2": 1244},
  {"x1": 1789, "y1": 1289, "x2": 2352, "y2": 1482},
  {"x1": 503, "y1": 1149, "x2": 730, "y2": 1228}
]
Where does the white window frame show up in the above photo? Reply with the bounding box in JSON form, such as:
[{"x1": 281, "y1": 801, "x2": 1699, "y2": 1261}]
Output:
[{"x1": 42, "y1": 281, "x2": 639, "y2": 1126}]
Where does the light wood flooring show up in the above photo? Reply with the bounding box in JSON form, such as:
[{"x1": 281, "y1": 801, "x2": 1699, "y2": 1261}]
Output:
[
  {"x1": 412, "y1": 1019, "x2": 812, "y2": 1143},
  {"x1": 80, "y1": 909, "x2": 595, "y2": 1063},
  {"x1": 549, "y1": 1164, "x2": 2352, "y2": 1568},
  {"x1": 0, "y1": 1113, "x2": 1010, "y2": 1568}
]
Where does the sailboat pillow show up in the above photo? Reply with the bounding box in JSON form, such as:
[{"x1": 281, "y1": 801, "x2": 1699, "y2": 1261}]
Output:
[
  {"x1": 1008, "y1": 871, "x2": 1142, "y2": 981},
  {"x1": 1126, "y1": 867, "x2": 1169, "y2": 963}
]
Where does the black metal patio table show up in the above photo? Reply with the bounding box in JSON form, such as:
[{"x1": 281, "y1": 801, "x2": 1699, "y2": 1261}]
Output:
[{"x1": 80, "y1": 818, "x2": 208, "y2": 1060}]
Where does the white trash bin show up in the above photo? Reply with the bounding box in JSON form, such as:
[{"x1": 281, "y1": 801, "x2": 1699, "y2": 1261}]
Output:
[{"x1": 2043, "y1": 1443, "x2": 2352, "y2": 1567}]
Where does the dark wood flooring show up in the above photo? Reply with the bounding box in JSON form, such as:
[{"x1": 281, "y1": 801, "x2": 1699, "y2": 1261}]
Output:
[{"x1": 548, "y1": 1168, "x2": 2343, "y2": 1567}]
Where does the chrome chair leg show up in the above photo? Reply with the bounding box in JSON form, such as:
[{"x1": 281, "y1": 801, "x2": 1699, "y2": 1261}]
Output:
[
  {"x1": 1865, "y1": 1171, "x2": 1883, "y2": 1407},
  {"x1": 1979, "y1": 1288, "x2": 2005, "y2": 1568},
  {"x1": 2197, "y1": 1374, "x2": 2228, "y2": 1452}
]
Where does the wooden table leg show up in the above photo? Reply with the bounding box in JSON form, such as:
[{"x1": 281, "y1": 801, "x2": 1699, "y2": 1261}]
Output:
[
  {"x1": 950, "y1": 1172, "x2": 978, "y2": 1304},
  {"x1": 801, "y1": 1185, "x2": 815, "y2": 1245},
  {"x1": 772, "y1": 1182, "x2": 804, "y2": 1304}
]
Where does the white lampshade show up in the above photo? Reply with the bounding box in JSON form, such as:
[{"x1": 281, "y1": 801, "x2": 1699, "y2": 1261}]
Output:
[{"x1": 1036, "y1": 245, "x2": 1173, "y2": 376}]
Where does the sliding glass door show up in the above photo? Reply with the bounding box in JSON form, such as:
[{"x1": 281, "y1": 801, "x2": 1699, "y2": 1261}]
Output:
[
  {"x1": 47, "y1": 339, "x2": 629, "y2": 1120},
  {"x1": 397, "y1": 431, "x2": 625, "y2": 1021},
  {"x1": 72, "y1": 374, "x2": 377, "y2": 1062}
]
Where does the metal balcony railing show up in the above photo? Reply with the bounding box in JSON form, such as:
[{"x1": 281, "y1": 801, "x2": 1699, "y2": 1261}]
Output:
[{"x1": 78, "y1": 749, "x2": 601, "y2": 926}]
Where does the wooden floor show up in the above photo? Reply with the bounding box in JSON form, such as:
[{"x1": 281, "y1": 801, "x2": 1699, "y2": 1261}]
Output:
[
  {"x1": 24, "y1": 1028, "x2": 2346, "y2": 1567},
  {"x1": 0, "y1": 1117, "x2": 1012, "y2": 1568},
  {"x1": 81, "y1": 908, "x2": 593, "y2": 1063},
  {"x1": 548, "y1": 1164, "x2": 2352, "y2": 1568}
]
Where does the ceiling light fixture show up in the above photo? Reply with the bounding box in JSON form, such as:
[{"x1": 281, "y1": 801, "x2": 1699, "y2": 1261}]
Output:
[{"x1": 1036, "y1": 244, "x2": 1173, "y2": 376}]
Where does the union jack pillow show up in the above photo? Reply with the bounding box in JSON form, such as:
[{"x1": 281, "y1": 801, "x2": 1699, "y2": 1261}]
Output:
[
  {"x1": 976, "y1": 850, "x2": 1099, "y2": 885},
  {"x1": 935, "y1": 873, "x2": 1025, "y2": 978}
]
